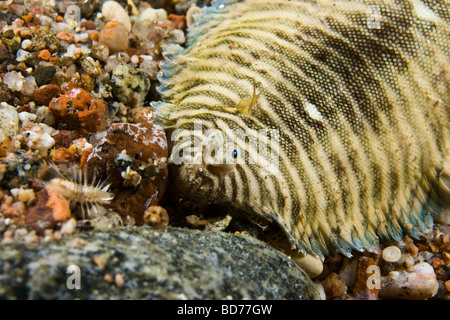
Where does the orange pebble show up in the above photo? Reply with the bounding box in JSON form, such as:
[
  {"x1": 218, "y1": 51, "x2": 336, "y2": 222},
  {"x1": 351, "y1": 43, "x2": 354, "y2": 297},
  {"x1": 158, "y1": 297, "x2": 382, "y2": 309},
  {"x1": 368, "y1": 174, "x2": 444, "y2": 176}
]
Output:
[
  {"x1": 56, "y1": 31, "x2": 75, "y2": 44},
  {"x1": 45, "y1": 187, "x2": 71, "y2": 222},
  {"x1": 22, "y1": 13, "x2": 35, "y2": 24},
  {"x1": 38, "y1": 49, "x2": 51, "y2": 61},
  {"x1": 56, "y1": 15, "x2": 64, "y2": 22}
]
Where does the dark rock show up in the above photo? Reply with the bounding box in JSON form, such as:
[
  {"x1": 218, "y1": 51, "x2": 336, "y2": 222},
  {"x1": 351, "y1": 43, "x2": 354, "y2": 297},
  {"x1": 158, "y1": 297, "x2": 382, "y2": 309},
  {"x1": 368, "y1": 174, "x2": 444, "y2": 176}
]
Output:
[
  {"x1": 0, "y1": 82, "x2": 12, "y2": 103},
  {"x1": 34, "y1": 65, "x2": 56, "y2": 87},
  {"x1": 0, "y1": 227, "x2": 320, "y2": 299},
  {"x1": 0, "y1": 40, "x2": 10, "y2": 62}
]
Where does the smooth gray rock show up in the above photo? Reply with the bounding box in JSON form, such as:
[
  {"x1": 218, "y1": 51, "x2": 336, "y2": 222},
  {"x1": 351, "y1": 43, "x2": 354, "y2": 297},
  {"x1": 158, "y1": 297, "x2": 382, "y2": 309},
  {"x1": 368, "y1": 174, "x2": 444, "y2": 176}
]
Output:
[{"x1": 0, "y1": 227, "x2": 319, "y2": 300}]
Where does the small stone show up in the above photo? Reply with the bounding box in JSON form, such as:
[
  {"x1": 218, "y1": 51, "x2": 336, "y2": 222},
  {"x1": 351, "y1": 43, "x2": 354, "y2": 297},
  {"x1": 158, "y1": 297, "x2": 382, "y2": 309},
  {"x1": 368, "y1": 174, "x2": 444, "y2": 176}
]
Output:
[
  {"x1": 33, "y1": 84, "x2": 61, "y2": 106},
  {"x1": 60, "y1": 218, "x2": 77, "y2": 234},
  {"x1": 99, "y1": 21, "x2": 129, "y2": 53},
  {"x1": 115, "y1": 273, "x2": 125, "y2": 287},
  {"x1": 25, "y1": 189, "x2": 57, "y2": 234},
  {"x1": 139, "y1": 56, "x2": 158, "y2": 80},
  {"x1": 111, "y1": 63, "x2": 150, "y2": 107},
  {"x1": 0, "y1": 83, "x2": 12, "y2": 102},
  {"x1": 34, "y1": 65, "x2": 56, "y2": 86},
  {"x1": 56, "y1": 31, "x2": 76, "y2": 44},
  {"x1": 144, "y1": 206, "x2": 169, "y2": 227},
  {"x1": 80, "y1": 20, "x2": 96, "y2": 30},
  {"x1": 380, "y1": 262, "x2": 439, "y2": 299},
  {"x1": 45, "y1": 187, "x2": 71, "y2": 222},
  {"x1": 382, "y1": 245, "x2": 402, "y2": 263},
  {"x1": 102, "y1": 1, "x2": 131, "y2": 31},
  {"x1": 137, "y1": 8, "x2": 168, "y2": 23},
  {"x1": 49, "y1": 87, "x2": 106, "y2": 132},
  {"x1": 37, "y1": 49, "x2": 51, "y2": 61},
  {"x1": 19, "y1": 123, "x2": 56, "y2": 154},
  {"x1": 35, "y1": 106, "x2": 55, "y2": 126},
  {"x1": 3, "y1": 70, "x2": 25, "y2": 92},
  {"x1": 0, "y1": 41, "x2": 10, "y2": 62},
  {"x1": 90, "y1": 43, "x2": 109, "y2": 62},
  {"x1": 0, "y1": 102, "x2": 19, "y2": 136},
  {"x1": 15, "y1": 48, "x2": 32, "y2": 62},
  {"x1": 291, "y1": 252, "x2": 323, "y2": 278},
  {"x1": 322, "y1": 272, "x2": 347, "y2": 299},
  {"x1": 168, "y1": 13, "x2": 186, "y2": 30},
  {"x1": 80, "y1": 56, "x2": 101, "y2": 76}
]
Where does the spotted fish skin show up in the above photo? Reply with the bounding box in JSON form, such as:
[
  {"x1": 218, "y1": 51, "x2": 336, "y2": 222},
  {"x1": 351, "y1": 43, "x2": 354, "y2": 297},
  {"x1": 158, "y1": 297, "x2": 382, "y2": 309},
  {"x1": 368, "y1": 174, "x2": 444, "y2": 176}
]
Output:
[{"x1": 154, "y1": 0, "x2": 450, "y2": 258}]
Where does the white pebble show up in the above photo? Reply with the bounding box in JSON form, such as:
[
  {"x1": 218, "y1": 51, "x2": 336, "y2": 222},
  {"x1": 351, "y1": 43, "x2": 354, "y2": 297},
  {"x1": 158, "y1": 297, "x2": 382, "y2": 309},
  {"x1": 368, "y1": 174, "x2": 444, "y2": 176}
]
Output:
[
  {"x1": 0, "y1": 102, "x2": 19, "y2": 136},
  {"x1": 36, "y1": 106, "x2": 55, "y2": 125},
  {"x1": 60, "y1": 218, "x2": 77, "y2": 234},
  {"x1": 380, "y1": 262, "x2": 439, "y2": 299},
  {"x1": 21, "y1": 39, "x2": 33, "y2": 50},
  {"x1": 3, "y1": 71, "x2": 24, "y2": 92},
  {"x1": 291, "y1": 252, "x2": 323, "y2": 278},
  {"x1": 137, "y1": 8, "x2": 167, "y2": 23},
  {"x1": 130, "y1": 55, "x2": 139, "y2": 64},
  {"x1": 16, "y1": 48, "x2": 32, "y2": 61},
  {"x1": 102, "y1": 0, "x2": 131, "y2": 31},
  {"x1": 19, "y1": 111, "x2": 37, "y2": 126},
  {"x1": 382, "y1": 245, "x2": 402, "y2": 263}
]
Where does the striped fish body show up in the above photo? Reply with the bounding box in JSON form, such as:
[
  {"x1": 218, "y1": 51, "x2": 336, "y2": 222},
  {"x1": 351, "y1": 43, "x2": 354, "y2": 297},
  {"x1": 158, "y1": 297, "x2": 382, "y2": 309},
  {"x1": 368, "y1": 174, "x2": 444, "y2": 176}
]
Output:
[{"x1": 154, "y1": 0, "x2": 450, "y2": 258}]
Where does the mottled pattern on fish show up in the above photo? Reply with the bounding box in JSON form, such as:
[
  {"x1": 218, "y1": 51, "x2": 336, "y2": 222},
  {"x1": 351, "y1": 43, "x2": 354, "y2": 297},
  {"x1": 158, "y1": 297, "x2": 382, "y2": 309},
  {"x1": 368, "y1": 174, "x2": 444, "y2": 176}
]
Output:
[{"x1": 154, "y1": 0, "x2": 450, "y2": 258}]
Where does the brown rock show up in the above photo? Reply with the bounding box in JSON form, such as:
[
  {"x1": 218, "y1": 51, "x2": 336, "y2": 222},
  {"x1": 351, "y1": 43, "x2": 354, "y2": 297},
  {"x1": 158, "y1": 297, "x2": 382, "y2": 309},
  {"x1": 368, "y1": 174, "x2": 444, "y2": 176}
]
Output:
[
  {"x1": 52, "y1": 130, "x2": 77, "y2": 149},
  {"x1": 0, "y1": 40, "x2": 9, "y2": 62},
  {"x1": 322, "y1": 272, "x2": 347, "y2": 299},
  {"x1": 25, "y1": 189, "x2": 57, "y2": 234},
  {"x1": 86, "y1": 122, "x2": 168, "y2": 225},
  {"x1": 168, "y1": 14, "x2": 186, "y2": 30},
  {"x1": 33, "y1": 84, "x2": 61, "y2": 106},
  {"x1": 0, "y1": 82, "x2": 12, "y2": 102},
  {"x1": 80, "y1": 20, "x2": 96, "y2": 30},
  {"x1": 144, "y1": 205, "x2": 169, "y2": 227},
  {"x1": 49, "y1": 87, "x2": 106, "y2": 132}
]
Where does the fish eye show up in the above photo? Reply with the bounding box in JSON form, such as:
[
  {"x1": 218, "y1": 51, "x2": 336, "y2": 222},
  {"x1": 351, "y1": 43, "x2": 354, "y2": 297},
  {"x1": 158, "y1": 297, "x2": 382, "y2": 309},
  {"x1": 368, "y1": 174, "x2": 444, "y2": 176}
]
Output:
[{"x1": 233, "y1": 150, "x2": 238, "y2": 158}]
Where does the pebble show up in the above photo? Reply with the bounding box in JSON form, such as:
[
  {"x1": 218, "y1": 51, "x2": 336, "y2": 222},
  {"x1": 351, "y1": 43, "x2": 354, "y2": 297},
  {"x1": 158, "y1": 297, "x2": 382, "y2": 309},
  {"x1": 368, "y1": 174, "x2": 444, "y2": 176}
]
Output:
[
  {"x1": 143, "y1": 206, "x2": 169, "y2": 227},
  {"x1": 322, "y1": 272, "x2": 347, "y2": 299},
  {"x1": 101, "y1": 1, "x2": 131, "y2": 32},
  {"x1": 99, "y1": 21, "x2": 129, "y2": 53},
  {"x1": 33, "y1": 84, "x2": 61, "y2": 106},
  {"x1": 111, "y1": 63, "x2": 150, "y2": 107},
  {"x1": 291, "y1": 252, "x2": 324, "y2": 278},
  {"x1": 382, "y1": 245, "x2": 402, "y2": 263},
  {"x1": 37, "y1": 49, "x2": 51, "y2": 61},
  {"x1": 49, "y1": 87, "x2": 106, "y2": 132},
  {"x1": 3, "y1": 70, "x2": 25, "y2": 92},
  {"x1": 19, "y1": 123, "x2": 56, "y2": 154},
  {"x1": 380, "y1": 262, "x2": 439, "y2": 299},
  {"x1": 137, "y1": 8, "x2": 168, "y2": 23},
  {"x1": 0, "y1": 102, "x2": 19, "y2": 136},
  {"x1": 34, "y1": 65, "x2": 56, "y2": 87}
]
